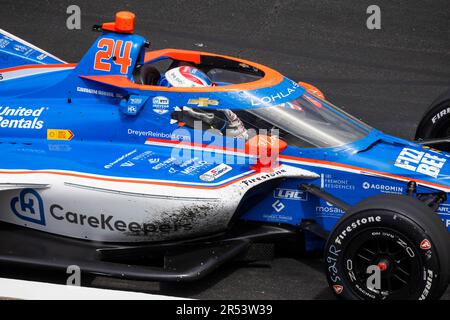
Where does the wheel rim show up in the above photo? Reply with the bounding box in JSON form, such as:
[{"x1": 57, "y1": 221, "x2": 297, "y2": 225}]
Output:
[{"x1": 343, "y1": 228, "x2": 422, "y2": 299}]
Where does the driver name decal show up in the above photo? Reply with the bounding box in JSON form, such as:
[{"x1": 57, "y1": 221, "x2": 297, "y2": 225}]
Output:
[{"x1": 395, "y1": 148, "x2": 446, "y2": 178}]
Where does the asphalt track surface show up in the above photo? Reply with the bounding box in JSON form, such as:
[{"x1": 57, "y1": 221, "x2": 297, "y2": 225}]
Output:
[{"x1": 1, "y1": 0, "x2": 450, "y2": 299}]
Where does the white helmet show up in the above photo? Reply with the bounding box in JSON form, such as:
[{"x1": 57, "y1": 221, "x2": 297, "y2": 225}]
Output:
[{"x1": 162, "y1": 66, "x2": 213, "y2": 87}]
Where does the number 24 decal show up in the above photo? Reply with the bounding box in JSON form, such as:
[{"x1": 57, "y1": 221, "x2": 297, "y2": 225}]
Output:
[{"x1": 94, "y1": 38, "x2": 133, "y2": 74}]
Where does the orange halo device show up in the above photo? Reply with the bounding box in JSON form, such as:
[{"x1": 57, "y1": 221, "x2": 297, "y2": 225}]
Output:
[{"x1": 102, "y1": 11, "x2": 136, "y2": 34}]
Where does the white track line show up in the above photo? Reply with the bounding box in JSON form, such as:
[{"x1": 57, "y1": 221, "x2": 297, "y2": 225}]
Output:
[{"x1": 0, "y1": 278, "x2": 186, "y2": 300}]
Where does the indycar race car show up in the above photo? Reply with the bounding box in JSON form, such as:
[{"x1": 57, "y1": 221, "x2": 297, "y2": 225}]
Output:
[{"x1": 0, "y1": 11, "x2": 449, "y2": 300}]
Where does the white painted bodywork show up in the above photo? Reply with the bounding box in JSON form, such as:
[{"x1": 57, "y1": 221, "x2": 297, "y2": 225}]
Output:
[{"x1": 0, "y1": 165, "x2": 319, "y2": 243}]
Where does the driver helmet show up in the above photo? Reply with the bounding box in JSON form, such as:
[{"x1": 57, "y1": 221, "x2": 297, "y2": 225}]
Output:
[
  {"x1": 159, "y1": 66, "x2": 213, "y2": 87},
  {"x1": 161, "y1": 66, "x2": 248, "y2": 139}
]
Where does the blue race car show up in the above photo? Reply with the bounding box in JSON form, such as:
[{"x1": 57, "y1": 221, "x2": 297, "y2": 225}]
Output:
[{"x1": 0, "y1": 11, "x2": 449, "y2": 300}]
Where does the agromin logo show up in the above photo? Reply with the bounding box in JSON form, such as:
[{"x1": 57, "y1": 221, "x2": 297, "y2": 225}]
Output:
[{"x1": 362, "y1": 181, "x2": 403, "y2": 193}]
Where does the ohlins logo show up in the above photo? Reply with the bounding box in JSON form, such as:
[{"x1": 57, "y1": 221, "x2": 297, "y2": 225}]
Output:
[{"x1": 0, "y1": 106, "x2": 46, "y2": 130}]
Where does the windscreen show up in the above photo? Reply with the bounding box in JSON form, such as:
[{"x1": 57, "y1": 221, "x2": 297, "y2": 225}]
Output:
[
  {"x1": 170, "y1": 92, "x2": 371, "y2": 149},
  {"x1": 239, "y1": 93, "x2": 371, "y2": 148}
]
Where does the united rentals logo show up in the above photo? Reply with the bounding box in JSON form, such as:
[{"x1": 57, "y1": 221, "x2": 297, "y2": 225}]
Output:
[{"x1": 0, "y1": 106, "x2": 46, "y2": 130}]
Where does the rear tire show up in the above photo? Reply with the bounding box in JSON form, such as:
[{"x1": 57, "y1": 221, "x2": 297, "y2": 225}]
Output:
[
  {"x1": 324, "y1": 194, "x2": 450, "y2": 300},
  {"x1": 415, "y1": 89, "x2": 450, "y2": 151}
]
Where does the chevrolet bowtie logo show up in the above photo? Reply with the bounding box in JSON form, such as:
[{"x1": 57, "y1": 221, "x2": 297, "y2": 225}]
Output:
[{"x1": 188, "y1": 98, "x2": 219, "y2": 107}]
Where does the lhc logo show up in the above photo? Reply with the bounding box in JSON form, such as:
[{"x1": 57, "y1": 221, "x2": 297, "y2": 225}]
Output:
[{"x1": 10, "y1": 189, "x2": 46, "y2": 225}]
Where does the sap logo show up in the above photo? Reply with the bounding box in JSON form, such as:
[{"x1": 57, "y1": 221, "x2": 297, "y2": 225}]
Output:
[
  {"x1": 395, "y1": 148, "x2": 446, "y2": 178},
  {"x1": 10, "y1": 189, "x2": 46, "y2": 225},
  {"x1": 274, "y1": 188, "x2": 307, "y2": 201}
]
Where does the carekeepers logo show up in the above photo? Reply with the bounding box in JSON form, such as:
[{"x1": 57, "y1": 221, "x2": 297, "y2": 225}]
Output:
[
  {"x1": 9, "y1": 189, "x2": 192, "y2": 235},
  {"x1": 0, "y1": 106, "x2": 46, "y2": 130},
  {"x1": 10, "y1": 189, "x2": 46, "y2": 225}
]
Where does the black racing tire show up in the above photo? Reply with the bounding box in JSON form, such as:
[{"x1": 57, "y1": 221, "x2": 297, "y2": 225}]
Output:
[
  {"x1": 324, "y1": 194, "x2": 450, "y2": 300},
  {"x1": 415, "y1": 89, "x2": 450, "y2": 150}
]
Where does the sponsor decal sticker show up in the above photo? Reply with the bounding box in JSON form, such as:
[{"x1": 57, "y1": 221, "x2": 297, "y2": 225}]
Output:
[
  {"x1": 251, "y1": 81, "x2": 300, "y2": 106},
  {"x1": 180, "y1": 160, "x2": 210, "y2": 175},
  {"x1": 272, "y1": 200, "x2": 285, "y2": 213},
  {"x1": 76, "y1": 87, "x2": 120, "y2": 98},
  {"x1": 10, "y1": 189, "x2": 46, "y2": 225},
  {"x1": 152, "y1": 96, "x2": 170, "y2": 114},
  {"x1": 188, "y1": 98, "x2": 219, "y2": 107},
  {"x1": 9, "y1": 189, "x2": 192, "y2": 235},
  {"x1": 120, "y1": 161, "x2": 135, "y2": 168},
  {"x1": 241, "y1": 168, "x2": 287, "y2": 187},
  {"x1": 128, "y1": 128, "x2": 189, "y2": 140},
  {"x1": 199, "y1": 163, "x2": 232, "y2": 182},
  {"x1": 262, "y1": 213, "x2": 293, "y2": 222},
  {"x1": 316, "y1": 201, "x2": 345, "y2": 218},
  {"x1": 148, "y1": 158, "x2": 160, "y2": 165},
  {"x1": 0, "y1": 106, "x2": 46, "y2": 130},
  {"x1": 274, "y1": 188, "x2": 307, "y2": 201},
  {"x1": 362, "y1": 181, "x2": 403, "y2": 194},
  {"x1": 395, "y1": 148, "x2": 446, "y2": 178},
  {"x1": 104, "y1": 149, "x2": 137, "y2": 169},
  {"x1": 152, "y1": 157, "x2": 177, "y2": 170},
  {"x1": 49, "y1": 204, "x2": 192, "y2": 235},
  {"x1": 132, "y1": 151, "x2": 154, "y2": 162},
  {"x1": 168, "y1": 167, "x2": 177, "y2": 174},
  {"x1": 321, "y1": 174, "x2": 355, "y2": 191},
  {"x1": 47, "y1": 129, "x2": 74, "y2": 141}
]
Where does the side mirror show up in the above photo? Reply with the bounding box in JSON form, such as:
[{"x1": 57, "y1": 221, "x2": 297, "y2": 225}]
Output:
[
  {"x1": 119, "y1": 95, "x2": 149, "y2": 116},
  {"x1": 245, "y1": 135, "x2": 287, "y2": 171},
  {"x1": 298, "y1": 82, "x2": 325, "y2": 100}
]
